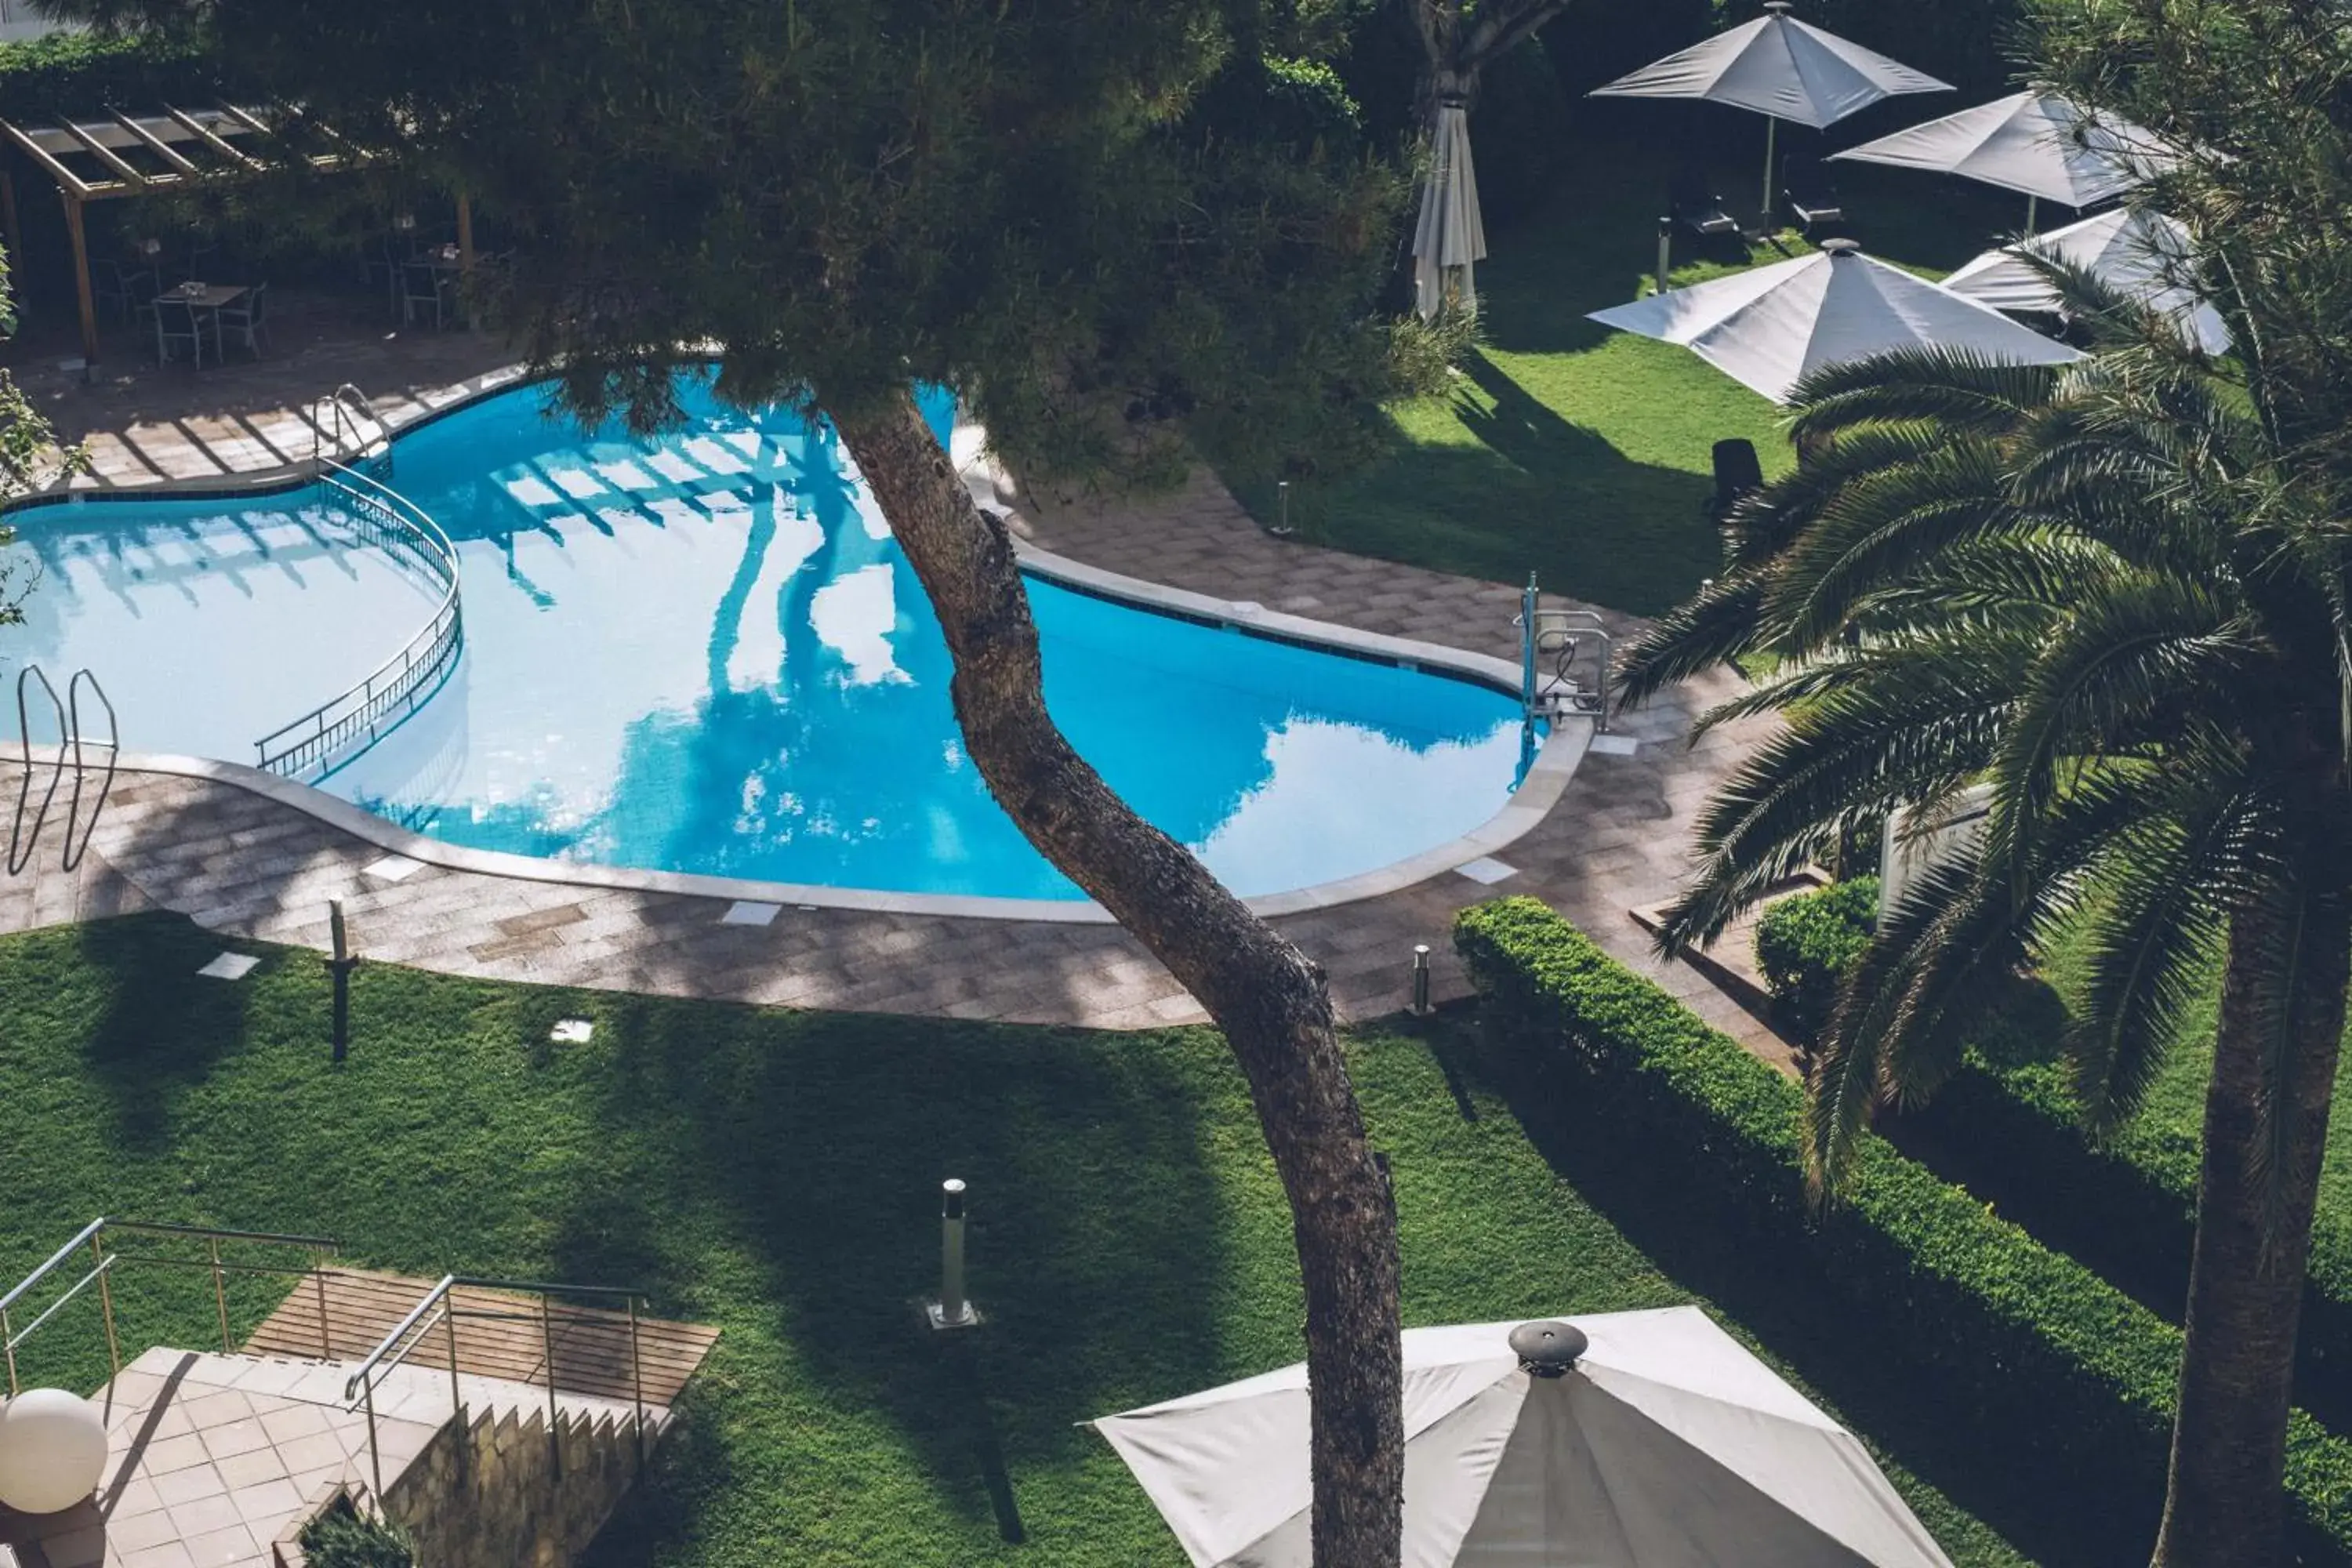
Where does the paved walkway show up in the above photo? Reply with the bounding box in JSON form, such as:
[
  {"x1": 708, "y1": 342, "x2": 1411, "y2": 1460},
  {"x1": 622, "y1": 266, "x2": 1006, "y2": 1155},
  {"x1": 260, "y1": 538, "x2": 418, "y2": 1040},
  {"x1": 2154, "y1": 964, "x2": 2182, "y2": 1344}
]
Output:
[{"x1": 0, "y1": 323, "x2": 1784, "y2": 1054}]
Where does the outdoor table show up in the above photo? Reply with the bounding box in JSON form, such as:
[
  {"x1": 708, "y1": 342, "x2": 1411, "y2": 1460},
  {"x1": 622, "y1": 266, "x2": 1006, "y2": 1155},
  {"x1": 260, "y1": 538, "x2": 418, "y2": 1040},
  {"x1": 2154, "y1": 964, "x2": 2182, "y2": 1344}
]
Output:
[{"x1": 159, "y1": 281, "x2": 249, "y2": 367}]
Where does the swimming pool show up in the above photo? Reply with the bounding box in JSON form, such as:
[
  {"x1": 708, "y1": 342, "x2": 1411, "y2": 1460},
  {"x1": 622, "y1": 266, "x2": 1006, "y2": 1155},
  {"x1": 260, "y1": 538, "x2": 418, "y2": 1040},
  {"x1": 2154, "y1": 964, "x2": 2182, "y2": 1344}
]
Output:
[{"x1": 2, "y1": 375, "x2": 1548, "y2": 904}]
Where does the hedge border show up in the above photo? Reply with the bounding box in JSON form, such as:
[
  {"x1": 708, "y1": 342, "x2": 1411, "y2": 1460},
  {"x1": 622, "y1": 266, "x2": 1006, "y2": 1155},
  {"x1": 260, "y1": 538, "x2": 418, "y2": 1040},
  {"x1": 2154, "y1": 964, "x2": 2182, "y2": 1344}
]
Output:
[{"x1": 1453, "y1": 896, "x2": 2352, "y2": 1559}]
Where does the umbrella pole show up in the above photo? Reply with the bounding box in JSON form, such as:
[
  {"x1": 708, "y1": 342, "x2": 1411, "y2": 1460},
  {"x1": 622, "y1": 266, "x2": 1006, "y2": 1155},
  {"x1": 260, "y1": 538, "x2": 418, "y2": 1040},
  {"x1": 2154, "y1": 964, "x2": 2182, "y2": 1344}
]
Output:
[
  {"x1": 2026, "y1": 194, "x2": 2038, "y2": 235},
  {"x1": 1761, "y1": 117, "x2": 1777, "y2": 223}
]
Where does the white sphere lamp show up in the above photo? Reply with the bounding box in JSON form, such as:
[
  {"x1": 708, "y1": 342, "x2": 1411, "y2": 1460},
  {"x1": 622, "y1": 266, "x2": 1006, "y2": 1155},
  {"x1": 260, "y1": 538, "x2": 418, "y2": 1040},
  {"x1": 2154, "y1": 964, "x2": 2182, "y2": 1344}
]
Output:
[{"x1": 0, "y1": 1389, "x2": 108, "y2": 1514}]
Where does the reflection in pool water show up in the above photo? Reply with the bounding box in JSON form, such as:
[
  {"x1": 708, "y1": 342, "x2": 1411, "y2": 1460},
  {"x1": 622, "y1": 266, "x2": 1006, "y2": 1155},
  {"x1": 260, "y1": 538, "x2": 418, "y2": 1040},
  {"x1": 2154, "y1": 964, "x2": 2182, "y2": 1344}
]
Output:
[{"x1": 1, "y1": 375, "x2": 1540, "y2": 902}]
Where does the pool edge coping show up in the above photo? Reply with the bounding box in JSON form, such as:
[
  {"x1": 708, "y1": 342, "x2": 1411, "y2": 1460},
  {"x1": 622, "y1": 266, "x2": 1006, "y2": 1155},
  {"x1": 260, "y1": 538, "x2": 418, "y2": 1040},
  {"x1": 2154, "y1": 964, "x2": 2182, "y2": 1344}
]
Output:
[{"x1": 24, "y1": 369, "x2": 1595, "y2": 924}]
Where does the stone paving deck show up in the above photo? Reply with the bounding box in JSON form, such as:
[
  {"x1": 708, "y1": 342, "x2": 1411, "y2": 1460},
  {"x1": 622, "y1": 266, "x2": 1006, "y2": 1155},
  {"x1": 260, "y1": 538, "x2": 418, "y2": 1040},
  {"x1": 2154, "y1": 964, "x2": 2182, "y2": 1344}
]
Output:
[{"x1": 0, "y1": 327, "x2": 1787, "y2": 1058}]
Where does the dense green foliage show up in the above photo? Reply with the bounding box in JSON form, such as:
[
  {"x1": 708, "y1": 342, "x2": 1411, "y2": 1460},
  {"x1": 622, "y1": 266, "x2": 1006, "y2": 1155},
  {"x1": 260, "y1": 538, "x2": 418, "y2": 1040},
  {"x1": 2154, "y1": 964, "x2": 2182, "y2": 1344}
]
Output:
[
  {"x1": 1452, "y1": 896, "x2": 2352, "y2": 1561},
  {"x1": 297, "y1": 1508, "x2": 415, "y2": 1568},
  {"x1": 0, "y1": 27, "x2": 234, "y2": 120},
  {"x1": 1754, "y1": 877, "x2": 1878, "y2": 1045},
  {"x1": 0, "y1": 913, "x2": 2034, "y2": 1566}
]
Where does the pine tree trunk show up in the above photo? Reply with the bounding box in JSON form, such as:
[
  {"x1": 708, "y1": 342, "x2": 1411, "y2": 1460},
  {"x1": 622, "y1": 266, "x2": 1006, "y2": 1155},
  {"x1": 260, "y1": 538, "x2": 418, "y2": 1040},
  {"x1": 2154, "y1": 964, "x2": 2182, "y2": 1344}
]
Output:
[
  {"x1": 2152, "y1": 885, "x2": 2352, "y2": 1567},
  {"x1": 829, "y1": 389, "x2": 1405, "y2": 1568}
]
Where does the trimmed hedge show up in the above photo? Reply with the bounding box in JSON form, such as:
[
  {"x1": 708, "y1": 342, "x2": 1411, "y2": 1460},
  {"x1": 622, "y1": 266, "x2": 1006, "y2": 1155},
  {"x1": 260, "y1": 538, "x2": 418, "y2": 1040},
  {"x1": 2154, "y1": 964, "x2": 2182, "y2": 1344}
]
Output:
[
  {"x1": 1754, "y1": 876, "x2": 1877, "y2": 1044},
  {"x1": 1454, "y1": 895, "x2": 2352, "y2": 1560},
  {"x1": 1749, "y1": 875, "x2": 2352, "y2": 1425}
]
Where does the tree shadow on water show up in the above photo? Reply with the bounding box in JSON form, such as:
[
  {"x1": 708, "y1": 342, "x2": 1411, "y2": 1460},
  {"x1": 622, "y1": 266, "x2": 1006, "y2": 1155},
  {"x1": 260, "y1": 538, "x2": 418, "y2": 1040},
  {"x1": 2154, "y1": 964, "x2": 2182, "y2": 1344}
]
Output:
[{"x1": 548, "y1": 995, "x2": 1236, "y2": 1559}]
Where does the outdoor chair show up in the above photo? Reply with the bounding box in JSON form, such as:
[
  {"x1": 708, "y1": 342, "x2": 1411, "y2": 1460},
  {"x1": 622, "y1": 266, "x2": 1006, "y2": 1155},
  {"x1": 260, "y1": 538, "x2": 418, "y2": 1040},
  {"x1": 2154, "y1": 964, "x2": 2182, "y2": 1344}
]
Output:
[
  {"x1": 1668, "y1": 166, "x2": 1740, "y2": 241},
  {"x1": 217, "y1": 282, "x2": 270, "y2": 358},
  {"x1": 92, "y1": 260, "x2": 156, "y2": 325},
  {"x1": 152, "y1": 298, "x2": 204, "y2": 367},
  {"x1": 401, "y1": 261, "x2": 450, "y2": 330},
  {"x1": 1780, "y1": 160, "x2": 1847, "y2": 239},
  {"x1": 1704, "y1": 437, "x2": 1763, "y2": 521}
]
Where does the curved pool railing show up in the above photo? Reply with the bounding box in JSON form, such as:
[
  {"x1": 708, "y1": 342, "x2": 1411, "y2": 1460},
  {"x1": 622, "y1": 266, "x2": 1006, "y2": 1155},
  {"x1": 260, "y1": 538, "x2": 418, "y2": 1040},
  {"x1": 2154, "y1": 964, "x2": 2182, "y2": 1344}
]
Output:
[{"x1": 252, "y1": 459, "x2": 464, "y2": 781}]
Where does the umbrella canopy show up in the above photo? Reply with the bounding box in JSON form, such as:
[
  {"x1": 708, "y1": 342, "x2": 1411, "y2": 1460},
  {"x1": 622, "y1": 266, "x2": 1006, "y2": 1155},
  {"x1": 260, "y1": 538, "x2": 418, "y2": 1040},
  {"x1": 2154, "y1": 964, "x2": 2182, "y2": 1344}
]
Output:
[
  {"x1": 1093, "y1": 1307, "x2": 1955, "y2": 1568},
  {"x1": 1586, "y1": 239, "x2": 2082, "y2": 404},
  {"x1": 1828, "y1": 91, "x2": 2172, "y2": 209},
  {"x1": 1588, "y1": 3, "x2": 1950, "y2": 130},
  {"x1": 1944, "y1": 207, "x2": 2230, "y2": 354},
  {"x1": 1413, "y1": 102, "x2": 1486, "y2": 321}
]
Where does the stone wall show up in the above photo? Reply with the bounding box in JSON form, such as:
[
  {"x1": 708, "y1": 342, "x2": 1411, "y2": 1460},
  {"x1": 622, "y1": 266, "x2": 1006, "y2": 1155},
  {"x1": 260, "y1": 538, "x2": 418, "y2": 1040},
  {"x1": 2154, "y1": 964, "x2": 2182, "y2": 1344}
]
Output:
[{"x1": 383, "y1": 1400, "x2": 650, "y2": 1568}]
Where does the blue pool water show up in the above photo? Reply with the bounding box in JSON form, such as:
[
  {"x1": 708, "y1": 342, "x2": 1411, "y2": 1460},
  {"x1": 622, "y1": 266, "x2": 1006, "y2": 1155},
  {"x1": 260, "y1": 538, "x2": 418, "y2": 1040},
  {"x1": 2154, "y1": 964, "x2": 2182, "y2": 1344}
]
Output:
[{"x1": 1, "y1": 376, "x2": 1537, "y2": 902}]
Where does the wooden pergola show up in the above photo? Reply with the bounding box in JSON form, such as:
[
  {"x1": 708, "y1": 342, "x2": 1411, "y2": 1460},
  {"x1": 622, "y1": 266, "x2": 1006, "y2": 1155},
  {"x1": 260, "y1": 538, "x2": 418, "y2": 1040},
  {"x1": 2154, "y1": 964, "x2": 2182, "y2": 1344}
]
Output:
[{"x1": 0, "y1": 103, "x2": 471, "y2": 365}]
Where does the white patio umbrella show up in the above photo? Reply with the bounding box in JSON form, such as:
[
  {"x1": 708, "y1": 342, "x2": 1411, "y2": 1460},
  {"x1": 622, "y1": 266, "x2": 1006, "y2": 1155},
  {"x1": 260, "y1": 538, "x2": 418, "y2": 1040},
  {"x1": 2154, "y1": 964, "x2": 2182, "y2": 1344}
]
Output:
[
  {"x1": 1944, "y1": 207, "x2": 2229, "y2": 354},
  {"x1": 1414, "y1": 101, "x2": 1487, "y2": 321},
  {"x1": 1590, "y1": 1, "x2": 1951, "y2": 215},
  {"x1": 1586, "y1": 238, "x2": 2082, "y2": 404},
  {"x1": 1093, "y1": 1308, "x2": 1955, "y2": 1568},
  {"x1": 1828, "y1": 90, "x2": 2174, "y2": 230}
]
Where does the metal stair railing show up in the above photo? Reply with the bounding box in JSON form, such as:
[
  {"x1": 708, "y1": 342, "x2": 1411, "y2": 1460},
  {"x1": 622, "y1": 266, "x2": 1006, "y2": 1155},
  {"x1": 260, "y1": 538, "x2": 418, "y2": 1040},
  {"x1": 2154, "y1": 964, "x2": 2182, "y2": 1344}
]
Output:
[
  {"x1": 342, "y1": 1273, "x2": 653, "y2": 1496},
  {"x1": 310, "y1": 383, "x2": 389, "y2": 474},
  {"x1": 9, "y1": 664, "x2": 117, "y2": 877},
  {"x1": 251, "y1": 458, "x2": 463, "y2": 780},
  {"x1": 0, "y1": 1218, "x2": 342, "y2": 1397}
]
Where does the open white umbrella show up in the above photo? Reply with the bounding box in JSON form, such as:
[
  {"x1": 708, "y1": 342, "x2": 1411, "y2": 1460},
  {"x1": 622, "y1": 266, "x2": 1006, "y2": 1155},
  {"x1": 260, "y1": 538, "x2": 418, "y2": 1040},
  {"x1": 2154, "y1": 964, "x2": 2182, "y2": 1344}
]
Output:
[
  {"x1": 1944, "y1": 207, "x2": 2229, "y2": 354},
  {"x1": 1828, "y1": 90, "x2": 2174, "y2": 229},
  {"x1": 1586, "y1": 238, "x2": 2082, "y2": 404},
  {"x1": 1590, "y1": 1, "x2": 1951, "y2": 214},
  {"x1": 1414, "y1": 101, "x2": 1487, "y2": 321},
  {"x1": 1093, "y1": 1308, "x2": 1955, "y2": 1568}
]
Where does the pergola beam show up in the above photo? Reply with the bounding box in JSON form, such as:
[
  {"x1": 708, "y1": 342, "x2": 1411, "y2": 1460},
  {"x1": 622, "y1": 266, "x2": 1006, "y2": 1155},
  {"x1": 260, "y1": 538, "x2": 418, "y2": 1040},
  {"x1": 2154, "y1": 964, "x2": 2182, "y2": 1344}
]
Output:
[
  {"x1": 110, "y1": 111, "x2": 201, "y2": 177},
  {"x1": 212, "y1": 101, "x2": 274, "y2": 138},
  {"x1": 162, "y1": 105, "x2": 263, "y2": 172},
  {"x1": 0, "y1": 118, "x2": 94, "y2": 201},
  {"x1": 59, "y1": 120, "x2": 148, "y2": 192}
]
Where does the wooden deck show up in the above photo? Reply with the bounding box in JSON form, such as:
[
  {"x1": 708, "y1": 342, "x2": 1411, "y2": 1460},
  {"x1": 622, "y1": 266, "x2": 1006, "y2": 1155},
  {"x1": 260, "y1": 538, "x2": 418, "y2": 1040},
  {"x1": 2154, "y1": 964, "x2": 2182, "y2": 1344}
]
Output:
[{"x1": 244, "y1": 1268, "x2": 720, "y2": 1409}]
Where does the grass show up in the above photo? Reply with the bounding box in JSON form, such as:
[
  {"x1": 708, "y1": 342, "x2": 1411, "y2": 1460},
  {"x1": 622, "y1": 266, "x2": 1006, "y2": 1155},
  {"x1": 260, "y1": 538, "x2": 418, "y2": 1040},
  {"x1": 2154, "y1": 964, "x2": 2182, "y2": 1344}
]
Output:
[
  {"x1": 1234, "y1": 134, "x2": 2035, "y2": 616},
  {"x1": 0, "y1": 913, "x2": 2070, "y2": 1566}
]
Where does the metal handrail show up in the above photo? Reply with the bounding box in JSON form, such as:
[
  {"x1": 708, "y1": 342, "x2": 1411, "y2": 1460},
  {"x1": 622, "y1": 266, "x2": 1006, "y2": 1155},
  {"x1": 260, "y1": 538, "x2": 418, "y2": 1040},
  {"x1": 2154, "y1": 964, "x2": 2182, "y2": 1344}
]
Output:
[
  {"x1": 0, "y1": 1218, "x2": 340, "y2": 1396},
  {"x1": 251, "y1": 458, "x2": 464, "y2": 779},
  {"x1": 310, "y1": 383, "x2": 387, "y2": 470},
  {"x1": 342, "y1": 1270, "x2": 653, "y2": 1495},
  {"x1": 62, "y1": 669, "x2": 115, "y2": 873},
  {"x1": 8, "y1": 665, "x2": 64, "y2": 875}
]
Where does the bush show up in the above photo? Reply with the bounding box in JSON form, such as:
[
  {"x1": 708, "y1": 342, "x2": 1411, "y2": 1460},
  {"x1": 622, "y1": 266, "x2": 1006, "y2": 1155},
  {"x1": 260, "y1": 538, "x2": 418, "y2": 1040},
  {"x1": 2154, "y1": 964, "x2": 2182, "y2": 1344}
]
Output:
[
  {"x1": 1464, "y1": 39, "x2": 1572, "y2": 227},
  {"x1": 297, "y1": 1506, "x2": 413, "y2": 1568},
  {"x1": 1753, "y1": 876, "x2": 1876, "y2": 1044},
  {"x1": 1453, "y1": 895, "x2": 2352, "y2": 1561},
  {"x1": 1185, "y1": 53, "x2": 1365, "y2": 159},
  {"x1": 0, "y1": 30, "x2": 241, "y2": 122}
]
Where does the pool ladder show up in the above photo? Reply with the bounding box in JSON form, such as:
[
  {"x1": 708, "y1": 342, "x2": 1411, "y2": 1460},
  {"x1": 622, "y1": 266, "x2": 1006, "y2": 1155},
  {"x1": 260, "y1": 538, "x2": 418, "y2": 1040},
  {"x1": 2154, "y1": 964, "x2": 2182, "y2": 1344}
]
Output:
[
  {"x1": 312, "y1": 383, "x2": 391, "y2": 481},
  {"x1": 1515, "y1": 574, "x2": 1612, "y2": 729},
  {"x1": 8, "y1": 664, "x2": 117, "y2": 877}
]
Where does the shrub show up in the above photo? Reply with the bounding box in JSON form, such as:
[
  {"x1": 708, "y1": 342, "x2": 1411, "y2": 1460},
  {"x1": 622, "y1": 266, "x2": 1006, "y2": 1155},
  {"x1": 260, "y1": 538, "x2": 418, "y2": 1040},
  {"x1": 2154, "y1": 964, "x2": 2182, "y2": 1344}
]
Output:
[
  {"x1": 0, "y1": 31, "x2": 241, "y2": 122},
  {"x1": 1185, "y1": 53, "x2": 1365, "y2": 159},
  {"x1": 1453, "y1": 895, "x2": 2352, "y2": 1560},
  {"x1": 297, "y1": 1506, "x2": 413, "y2": 1568},
  {"x1": 1752, "y1": 876, "x2": 1876, "y2": 1044}
]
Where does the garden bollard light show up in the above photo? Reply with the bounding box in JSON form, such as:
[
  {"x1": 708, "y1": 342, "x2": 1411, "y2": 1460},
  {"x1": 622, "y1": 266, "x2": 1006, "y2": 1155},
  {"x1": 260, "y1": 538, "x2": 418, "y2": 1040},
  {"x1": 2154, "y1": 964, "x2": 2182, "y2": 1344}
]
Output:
[
  {"x1": 1656, "y1": 216, "x2": 1672, "y2": 298},
  {"x1": 927, "y1": 1178, "x2": 982, "y2": 1331},
  {"x1": 328, "y1": 900, "x2": 359, "y2": 1062},
  {"x1": 1412, "y1": 945, "x2": 1432, "y2": 1015}
]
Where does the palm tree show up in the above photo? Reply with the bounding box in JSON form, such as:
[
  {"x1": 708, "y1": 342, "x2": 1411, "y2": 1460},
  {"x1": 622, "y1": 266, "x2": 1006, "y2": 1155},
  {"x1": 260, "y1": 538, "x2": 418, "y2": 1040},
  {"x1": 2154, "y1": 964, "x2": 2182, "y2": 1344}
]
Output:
[{"x1": 1618, "y1": 285, "x2": 2352, "y2": 1566}]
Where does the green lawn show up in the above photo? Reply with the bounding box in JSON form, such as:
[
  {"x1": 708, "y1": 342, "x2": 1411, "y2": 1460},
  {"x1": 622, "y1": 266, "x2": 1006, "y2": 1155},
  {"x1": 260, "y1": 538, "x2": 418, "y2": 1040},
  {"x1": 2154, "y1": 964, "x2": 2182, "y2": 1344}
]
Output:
[
  {"x1": 0, "y1": 913, "x2": 2066, "y2": 1566},
  {"x1": 1236, "y1": 136, "x2": 2034, "y2": 616}
]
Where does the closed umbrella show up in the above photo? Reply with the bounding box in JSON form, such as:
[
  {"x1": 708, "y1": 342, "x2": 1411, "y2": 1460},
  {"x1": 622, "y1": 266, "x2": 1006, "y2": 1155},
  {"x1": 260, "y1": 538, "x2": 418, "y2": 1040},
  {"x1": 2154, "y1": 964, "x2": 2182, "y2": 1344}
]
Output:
[
  {"x1": 1828, "y1": 90, "x2": 2173, "y2": 230},
  {"x1": 1944, "y1": 207, "x2": 2228, "y2": 353},
  {"x1": 1093, "y1": 1308, "x2": 1955, "y2": 1568},
  {"x1": 1590, "y1": 1, "x2": 1951, "y2": 216},
  {"x1": 1586, "y1": 238, "x2": 2082, "y2": 404},
  {"x1": 1414, "y1": 101, "x2": 1486, "y2": 320}
]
